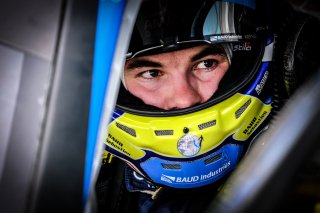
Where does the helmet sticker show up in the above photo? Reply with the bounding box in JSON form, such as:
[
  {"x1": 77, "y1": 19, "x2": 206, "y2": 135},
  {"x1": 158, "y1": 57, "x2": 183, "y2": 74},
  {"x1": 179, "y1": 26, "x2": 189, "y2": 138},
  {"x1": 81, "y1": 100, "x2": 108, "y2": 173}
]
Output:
[
  {"x1": 242, "y1": 110, "x2": 268, "y2": 135},
  {"x1": 255, "y1": 70, "x2": 269, "y2": 95},
  {"x1": 177, "y1": 134, "x2": 203, "y2": 157},
  {"x1": 232, "y1": 42, "x2": 253, "y2": 51},
  {"x1": 106, "y1": 133, "x2": 131, "y2": 157},
  {"x1": 160, "y1": 161, "x2": 231, "y2": 184}
]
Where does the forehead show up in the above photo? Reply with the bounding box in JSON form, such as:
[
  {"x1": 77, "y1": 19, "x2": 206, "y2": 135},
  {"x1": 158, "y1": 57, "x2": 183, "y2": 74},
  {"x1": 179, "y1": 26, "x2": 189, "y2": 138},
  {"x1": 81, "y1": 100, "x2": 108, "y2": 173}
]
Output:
[{"x1": 144, "y1": 44, "x2": 212, "y2": 57}]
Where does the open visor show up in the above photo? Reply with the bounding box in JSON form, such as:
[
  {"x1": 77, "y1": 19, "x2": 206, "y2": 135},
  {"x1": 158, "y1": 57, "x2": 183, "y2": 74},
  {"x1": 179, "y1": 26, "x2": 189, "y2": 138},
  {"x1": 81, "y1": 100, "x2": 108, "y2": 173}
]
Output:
[
  {"x1": 126, "y1": 0, "x2": 259, "y2": 59},
  {"x1": 117, "y1": 0, "x2": 269, "y2": 116}
]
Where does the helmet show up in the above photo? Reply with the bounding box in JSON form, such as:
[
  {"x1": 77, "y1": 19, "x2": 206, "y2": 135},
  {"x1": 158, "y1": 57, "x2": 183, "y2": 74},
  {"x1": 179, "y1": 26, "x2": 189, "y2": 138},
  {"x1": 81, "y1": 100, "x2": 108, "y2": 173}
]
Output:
[{"x1": 105, "y1": 0, "x2": 273, "y2": 188}]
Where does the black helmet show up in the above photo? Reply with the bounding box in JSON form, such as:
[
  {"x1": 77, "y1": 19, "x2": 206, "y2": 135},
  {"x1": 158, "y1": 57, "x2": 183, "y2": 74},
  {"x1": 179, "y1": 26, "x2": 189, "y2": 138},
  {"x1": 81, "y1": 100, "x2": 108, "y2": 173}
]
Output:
[{"x1": 105, "y1": 0, "x2": 274, "y2": 188}]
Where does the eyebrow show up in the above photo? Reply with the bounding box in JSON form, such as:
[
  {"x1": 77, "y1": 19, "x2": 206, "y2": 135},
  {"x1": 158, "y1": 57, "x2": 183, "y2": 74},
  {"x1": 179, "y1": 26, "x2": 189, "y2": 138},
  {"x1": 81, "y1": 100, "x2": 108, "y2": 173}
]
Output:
[
  {"x1": 126, "y1": 59, "x2": 162, "y2": 70},
  {"x1": 191, "y1": 45, "x2": 225, "y2": 62},
  {"x1": 126, "y1": 45, "x2": 225, "y2": 70}
]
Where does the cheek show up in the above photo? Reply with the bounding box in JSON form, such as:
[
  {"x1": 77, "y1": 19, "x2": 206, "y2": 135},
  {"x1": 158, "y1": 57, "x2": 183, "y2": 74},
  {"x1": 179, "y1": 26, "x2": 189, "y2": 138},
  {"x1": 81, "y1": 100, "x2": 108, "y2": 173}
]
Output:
[
  {"x1": 200, "y1": 83, "x2": 219, "y2": 101},
  {"x1": 199, "y1": 65, "x2": 229, "y2": 101},
  {"x1": 125, "y1": 79, "x2": 164, "y2": 107},
  {"x1": 125, "y1": 79, "x2": 146, "y2": 100}
]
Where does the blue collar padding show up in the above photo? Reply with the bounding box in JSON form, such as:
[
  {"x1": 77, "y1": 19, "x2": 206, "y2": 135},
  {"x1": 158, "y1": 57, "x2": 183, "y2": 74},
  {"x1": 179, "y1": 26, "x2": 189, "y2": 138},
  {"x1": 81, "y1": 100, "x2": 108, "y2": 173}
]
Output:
[{"x1": 83, "y1": 0, "x2": 126, "y2": 205}]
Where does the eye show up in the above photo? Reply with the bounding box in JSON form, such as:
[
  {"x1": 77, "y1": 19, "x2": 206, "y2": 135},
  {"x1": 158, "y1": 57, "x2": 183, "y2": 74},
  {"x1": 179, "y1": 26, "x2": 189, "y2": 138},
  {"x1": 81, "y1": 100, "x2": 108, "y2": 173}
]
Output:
[
  {"x1": 139, "y1": 70, "x2": 162, "y2": 79},
  {"x1": 195, "y1": 59, "x2": 217, "y2": 70}
]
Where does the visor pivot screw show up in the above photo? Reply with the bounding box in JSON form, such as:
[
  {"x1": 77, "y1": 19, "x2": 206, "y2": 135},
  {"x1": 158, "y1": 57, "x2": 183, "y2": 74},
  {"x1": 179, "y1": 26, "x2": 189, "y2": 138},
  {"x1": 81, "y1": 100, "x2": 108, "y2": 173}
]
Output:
[{"x1": 183, "y1": 127, "x2": 189, "y2": 134}]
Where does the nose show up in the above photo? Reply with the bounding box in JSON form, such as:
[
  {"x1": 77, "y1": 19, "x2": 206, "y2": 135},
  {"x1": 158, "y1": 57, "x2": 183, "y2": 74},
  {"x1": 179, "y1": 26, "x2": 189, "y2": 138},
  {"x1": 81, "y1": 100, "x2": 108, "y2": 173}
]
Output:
[{"x1": 164, "y1": 76, "x2": 203, "y2": 110}]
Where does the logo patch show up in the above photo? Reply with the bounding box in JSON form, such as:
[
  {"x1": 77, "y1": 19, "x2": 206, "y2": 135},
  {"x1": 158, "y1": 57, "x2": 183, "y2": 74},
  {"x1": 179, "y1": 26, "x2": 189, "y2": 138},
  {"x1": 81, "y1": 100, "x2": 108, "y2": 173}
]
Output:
[
  {"x1": 232, "y1": 42, "x2": 252, "y2": 51},
  {"x1": 177, "y1": 134, "x2": 203, "y2": 157},
  {"x1": 255, "y1": 70, "x2": 269, "y2": 95},
  {"x1": 161, "y1": 174, "x2": 176, "y2": 183}
]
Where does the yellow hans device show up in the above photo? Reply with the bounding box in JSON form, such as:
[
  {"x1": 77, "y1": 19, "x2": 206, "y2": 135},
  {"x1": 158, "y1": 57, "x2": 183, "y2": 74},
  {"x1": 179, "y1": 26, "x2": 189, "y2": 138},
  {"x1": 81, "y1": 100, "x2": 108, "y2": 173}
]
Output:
[{"x1": 105, "y1": 91, "x2": 272, "y2": 188}]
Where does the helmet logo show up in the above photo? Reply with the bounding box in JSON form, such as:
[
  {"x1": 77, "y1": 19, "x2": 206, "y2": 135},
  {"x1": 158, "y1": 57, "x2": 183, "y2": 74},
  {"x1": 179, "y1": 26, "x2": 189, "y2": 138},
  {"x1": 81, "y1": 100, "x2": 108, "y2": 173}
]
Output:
[{"x1": 177, "y1": 134, "x2": 203, "y2": 157}]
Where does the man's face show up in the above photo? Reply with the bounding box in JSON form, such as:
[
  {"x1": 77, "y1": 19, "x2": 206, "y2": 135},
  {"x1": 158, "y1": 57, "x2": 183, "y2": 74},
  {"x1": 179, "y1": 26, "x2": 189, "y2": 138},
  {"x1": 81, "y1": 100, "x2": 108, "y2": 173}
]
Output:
[{"x1": 124, "y1": 44, "x2": 230, "y2": 110}]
